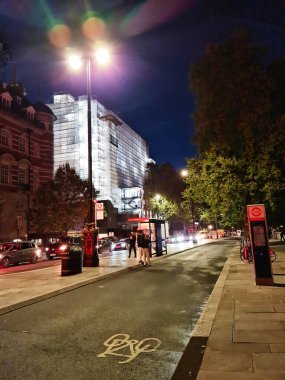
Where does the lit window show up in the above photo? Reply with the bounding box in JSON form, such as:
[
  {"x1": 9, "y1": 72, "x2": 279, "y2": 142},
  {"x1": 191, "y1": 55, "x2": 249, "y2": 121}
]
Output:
[{"x1": 0, "y1": 163, "x2": 9, "y2": 184}]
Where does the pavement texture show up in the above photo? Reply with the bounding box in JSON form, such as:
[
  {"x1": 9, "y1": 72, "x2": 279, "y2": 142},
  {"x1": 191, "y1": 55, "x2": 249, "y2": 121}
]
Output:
[
  {"x1": 0, "y1": 239, "x2": 285, "y2": 379},
  {"x1": 194, "y1": 240, "x2": 285, "y2": 380}
]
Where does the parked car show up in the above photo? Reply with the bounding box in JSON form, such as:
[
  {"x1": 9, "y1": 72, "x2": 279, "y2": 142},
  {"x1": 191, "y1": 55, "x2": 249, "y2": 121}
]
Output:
[
  {"x1": 0, "y1": 241, "x2": 42, "y2": 268},
  {"x1": 110, "y1": 238, "x2": 129, "y2": 251},
  {"x1": 46, "y1": 242, "x2": 69, "y2": 260}
]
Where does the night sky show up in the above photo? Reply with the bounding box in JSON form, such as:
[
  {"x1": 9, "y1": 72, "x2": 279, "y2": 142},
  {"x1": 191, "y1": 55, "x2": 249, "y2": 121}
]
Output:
[{"x1": 1, "y1": 0, "x2": 285, "y2": 169}]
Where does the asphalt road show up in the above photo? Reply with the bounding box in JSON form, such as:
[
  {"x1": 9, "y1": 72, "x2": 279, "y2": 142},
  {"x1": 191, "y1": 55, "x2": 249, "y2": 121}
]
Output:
[{"x1": 0, "y1": 239, "x2": 236, "y2": 380}]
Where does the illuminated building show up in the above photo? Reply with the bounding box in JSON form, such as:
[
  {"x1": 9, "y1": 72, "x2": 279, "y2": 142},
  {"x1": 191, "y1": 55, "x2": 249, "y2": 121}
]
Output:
[{"x1": 48, "y1": 92, "x2": 151, "y2": 218}]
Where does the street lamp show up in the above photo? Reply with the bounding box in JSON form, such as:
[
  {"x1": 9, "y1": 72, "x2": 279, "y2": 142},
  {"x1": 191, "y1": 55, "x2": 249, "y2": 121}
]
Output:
[
  {"x1": 68, "y1": 45, "x2": 110, "y2": 267},
  {"x1": 180, "y1": 169, "x2": 196, "y2": 235}
]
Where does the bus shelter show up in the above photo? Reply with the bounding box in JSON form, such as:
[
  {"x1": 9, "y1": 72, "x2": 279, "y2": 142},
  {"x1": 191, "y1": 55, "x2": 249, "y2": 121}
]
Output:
[{"x1": 128, "y1": 218, "x2": 168, "y2": 256}]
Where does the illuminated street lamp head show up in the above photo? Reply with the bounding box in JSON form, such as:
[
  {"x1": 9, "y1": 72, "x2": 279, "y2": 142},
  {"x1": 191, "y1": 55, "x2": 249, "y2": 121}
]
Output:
[
  {"x1": 68, "y1": 53, "x2": 83, "y2": 70},
  {"x1": 155, "y1": 194, "x2": 161, "y2": 201},
  {"x1": 181, "y1": 169, "x2": 188, "y2": 178},
  {"x1": 95, "y1": 46, "x2": 110, "y2": 65}
]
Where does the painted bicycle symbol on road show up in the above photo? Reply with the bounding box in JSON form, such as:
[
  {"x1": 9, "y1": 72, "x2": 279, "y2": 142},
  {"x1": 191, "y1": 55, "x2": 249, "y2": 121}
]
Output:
[{"x1": 97, "y1": 333, "x2": 161, "y2": 364}]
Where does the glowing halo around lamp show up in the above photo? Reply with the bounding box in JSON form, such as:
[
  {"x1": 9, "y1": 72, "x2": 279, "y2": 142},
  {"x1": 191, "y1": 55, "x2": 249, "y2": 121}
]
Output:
[
  {"x1": 48, "y1": 24, "x2": 71, "y2": 48},
  {"x1": 82, "y1": 16, "x2": 106, "y2": 41}
]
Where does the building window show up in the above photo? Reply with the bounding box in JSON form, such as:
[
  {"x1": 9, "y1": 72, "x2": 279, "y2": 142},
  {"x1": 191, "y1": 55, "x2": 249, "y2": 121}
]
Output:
[
  {"x1": 17, "y1": 194, "x2": 24, "y2": 208},
  {"x1": 0, "y1": 163, "x2": 9, "y2": 184},
  {"x1": 0, "y1": 129, "x2": 9, "y2": 146},
  {"x1": 19, "y1": 136, "x2": 26, "y2": 153},
  {"x1": 16, "y1": 215, "x2": 23, "y2": 231},
  {"x1": 18, "y1": 167, "x2": 27, "y2": 184},
  {"x1": 33, "y1": 143, "x2": 40, "y2": 158},
  {"x1": 34, "y1": 168, "x2": 40, "y2": 190},
  {"x1": 27, "y1": 111, "x2": 34, "y2": 120},
  {"x1": 110, "y1": 134, "x2": 118, "y2": 147},
  {"x1": 1, "y1": 97, "x2": 11, "y2": 110}
]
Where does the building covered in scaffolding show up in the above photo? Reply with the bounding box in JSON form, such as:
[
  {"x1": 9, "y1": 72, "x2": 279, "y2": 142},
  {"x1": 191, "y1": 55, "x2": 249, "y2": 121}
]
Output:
[{"x1": 48, "y1": 92, "x2": 151, "y2": 220}]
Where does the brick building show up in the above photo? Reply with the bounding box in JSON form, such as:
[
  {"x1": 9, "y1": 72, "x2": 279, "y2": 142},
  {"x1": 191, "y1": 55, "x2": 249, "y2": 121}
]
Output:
[{"x1": 0, "y1": 81, "x2": 56, "y2": 240}]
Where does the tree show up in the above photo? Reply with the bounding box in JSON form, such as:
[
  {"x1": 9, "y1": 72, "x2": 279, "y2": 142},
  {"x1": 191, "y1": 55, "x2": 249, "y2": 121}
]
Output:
[
  {"x1": 144, "y1": 162, "x2": 186, "y2": 229},
  {"x1": 31, "y1": 164, "x2": 96, "y2": 234},
  {"x1": 186, "y1": 30, "x2": 285, "y2": 227},
  {"x1": 190, "y1": 30, "x2": 273, "y2": 157},
  {"x1": 183, "y1": 151, "x2": 246, "y2": 228}
]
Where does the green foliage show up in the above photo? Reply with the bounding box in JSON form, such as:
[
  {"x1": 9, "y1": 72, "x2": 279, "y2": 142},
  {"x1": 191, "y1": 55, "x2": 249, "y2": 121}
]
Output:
[
  {"x1": 185, "y1": 29, "x2": 285, "y2": 228},
  {"x1": 31, "y1": 164, "x2": 97, "y2": 234},
  {"x1": 149, "y1": 195, "x2": 179, "y2": 220},
  {"x1": 144, "y1": 162, "x2": 185, "y2": 226}
]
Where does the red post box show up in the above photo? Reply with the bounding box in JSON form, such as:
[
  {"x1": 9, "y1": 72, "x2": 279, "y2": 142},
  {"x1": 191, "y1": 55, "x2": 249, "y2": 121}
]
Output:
[{"x1": 82, "y1": 223, "x2": 99, "y2": 267}]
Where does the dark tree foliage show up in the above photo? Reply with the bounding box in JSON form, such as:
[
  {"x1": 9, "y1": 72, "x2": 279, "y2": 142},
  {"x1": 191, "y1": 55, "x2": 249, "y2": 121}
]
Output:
[
  {"x1": 145, "y1": 162, "x2": 185, "y2": 202},
  {"x1": 186, "y1": 30, "x2": 285, "y2": 227},
  {"x1": 144, "y1": 162, "x2": 186, "y2": 227},
  {"x1": 31, "y1": 164, "x2": 97, "y2": 234},
  {"x1": 190, "y1": 30, "x2": 273, "y2": 157}
]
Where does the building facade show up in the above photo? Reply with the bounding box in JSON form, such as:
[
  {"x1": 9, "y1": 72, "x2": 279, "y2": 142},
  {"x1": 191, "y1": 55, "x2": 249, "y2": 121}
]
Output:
[
  {"x1": 0, "y1": 82, "x2": 56, "y2": 240},
  {"x1": 48, "y1": 93, "x2": 151, "y2": 218}
]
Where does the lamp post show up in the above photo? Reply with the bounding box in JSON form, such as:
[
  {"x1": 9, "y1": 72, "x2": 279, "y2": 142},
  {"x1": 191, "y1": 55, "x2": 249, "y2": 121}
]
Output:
[
  {"x1": 180, "y1": 169, "x2": 195, "y2": 235},
  {"x1": 68, "y1": 45, "x2": 110, "y2": 267},
  {"x1": 86, "y1": 57, "x2": 93, "y2": 224}
]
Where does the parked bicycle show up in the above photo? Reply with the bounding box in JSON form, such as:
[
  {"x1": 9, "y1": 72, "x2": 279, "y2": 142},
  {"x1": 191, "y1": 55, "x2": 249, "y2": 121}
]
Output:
[
  {"x1": 240, "y1": 236, "x2": 252, "y2": 262},
  {"x1": 240, "y1": 237, "x2": 276, "y2": 263}
]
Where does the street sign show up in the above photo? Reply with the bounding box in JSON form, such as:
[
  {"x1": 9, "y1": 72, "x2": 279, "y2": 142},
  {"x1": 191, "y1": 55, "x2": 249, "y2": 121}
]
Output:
[
  {"x1": 96, "y1": 202, "x2": 104, "y2": 210},
  {"x1": 247, "y1": 204, "x2": 273, "y2": 286}
]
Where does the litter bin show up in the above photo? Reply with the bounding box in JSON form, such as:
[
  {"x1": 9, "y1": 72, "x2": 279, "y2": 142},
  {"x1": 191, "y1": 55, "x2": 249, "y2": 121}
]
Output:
[{"x1": 61, "y1": 245, "x2": 83, "y2": 276}]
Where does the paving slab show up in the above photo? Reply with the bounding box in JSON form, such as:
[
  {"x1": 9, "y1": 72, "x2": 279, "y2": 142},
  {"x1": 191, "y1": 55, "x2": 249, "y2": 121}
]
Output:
[
  {"x1": 195, "y1": 242, "x2": 285, "y2": 379},
  {"x1": 253, "y1": 352, "x2": 285, "y2": 372},
  {"x1": 199, "y1": 351, "x2": 252, "y2": 372},
  {"x1": 197, "y1": 371, "x2": 285, "y2": 380}
]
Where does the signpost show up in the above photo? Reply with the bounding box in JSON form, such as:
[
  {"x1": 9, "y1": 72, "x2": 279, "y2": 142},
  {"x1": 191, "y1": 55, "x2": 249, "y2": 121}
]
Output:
[{"x1": 247, "y1": 204, "x2": 273, "y2": 286}]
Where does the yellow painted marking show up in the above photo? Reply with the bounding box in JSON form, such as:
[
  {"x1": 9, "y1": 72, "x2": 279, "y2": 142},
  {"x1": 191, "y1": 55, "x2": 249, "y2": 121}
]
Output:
[{"x1": 98, "y1": 333, "x2": 161, "y2": 363}]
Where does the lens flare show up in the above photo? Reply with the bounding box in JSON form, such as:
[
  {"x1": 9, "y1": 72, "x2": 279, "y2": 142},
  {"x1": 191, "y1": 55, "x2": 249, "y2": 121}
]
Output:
[
  {"x1": 82, "y1": 16, "x2": 106, "y2": 41},
  {"x1": 48, "y1": 23, "x2": 72, "y2": 48},
  {"x1": 121, "y1": 0, "x2": 195, "y2": 37}
]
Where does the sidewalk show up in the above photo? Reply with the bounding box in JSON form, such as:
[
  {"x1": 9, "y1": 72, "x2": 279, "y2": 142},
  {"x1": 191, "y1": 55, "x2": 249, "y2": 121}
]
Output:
[{"x1": 194, "y1": 241, "x2": 285, "y2": 379}]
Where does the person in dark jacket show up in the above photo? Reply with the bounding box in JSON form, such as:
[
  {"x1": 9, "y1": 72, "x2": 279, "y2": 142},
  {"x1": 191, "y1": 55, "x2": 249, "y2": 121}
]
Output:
[
  {"x1": 128, "y1": 231, "x2": 137, "y2": 258},
  {"x1": 137, "y1": 230, "x2": 144, "y2": 264}
]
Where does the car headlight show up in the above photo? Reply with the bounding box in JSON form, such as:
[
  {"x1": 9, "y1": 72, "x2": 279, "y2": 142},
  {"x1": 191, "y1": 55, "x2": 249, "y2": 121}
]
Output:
[
  {"x1": 35, "y1": 249, "x2": 42, "y2": 257},
  {"x1": 59, "y1": 244, "x2": 68, "y2": 251},
  {"x1": 122, "y1": 243, "x2": 126, "y2": 248},
  {"x1": 0, "y1": 254, "x2": 3, "y2": 259}
]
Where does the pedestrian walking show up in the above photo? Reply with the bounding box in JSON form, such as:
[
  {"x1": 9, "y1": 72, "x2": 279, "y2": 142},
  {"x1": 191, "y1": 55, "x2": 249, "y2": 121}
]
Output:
[
  {"x1": 137, "y1": 230, "x2": 144, "y2": 264},
  {"x1": 128, "y1": 231, "x2": 137, "y2": 258},
  {"x1": 142, "y1": 233, "x2": 151, "y2": 267},
  {"x1": 281, "y1": 227, "x2": 285, "y2": 242}
]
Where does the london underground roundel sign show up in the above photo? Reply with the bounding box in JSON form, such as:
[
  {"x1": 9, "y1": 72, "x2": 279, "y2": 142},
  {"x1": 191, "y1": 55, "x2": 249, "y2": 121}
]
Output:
[{"x1": 247, "y1": 204, "x2": 265, "y2": 221}]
